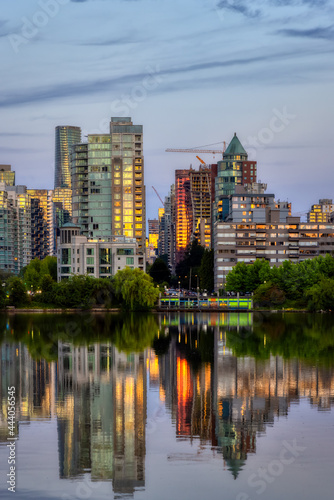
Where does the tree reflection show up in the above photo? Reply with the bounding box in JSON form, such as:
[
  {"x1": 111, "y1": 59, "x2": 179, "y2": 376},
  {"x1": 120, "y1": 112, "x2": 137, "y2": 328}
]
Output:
[{"x1": 0, "y1": 313, "x2": 160, "y2": 360}]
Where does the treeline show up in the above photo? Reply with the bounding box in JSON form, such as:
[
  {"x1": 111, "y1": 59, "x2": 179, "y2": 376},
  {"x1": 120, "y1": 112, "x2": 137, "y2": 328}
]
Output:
[
  {"x1": 1, "y1": 258, "x2": 159, "y2": 311},
  {"x1": 149, "y1": 240, "x2": 214, "y2": 292},
  {"x1": 225, "y1": 255, "x2": 334, "y2": 310}
]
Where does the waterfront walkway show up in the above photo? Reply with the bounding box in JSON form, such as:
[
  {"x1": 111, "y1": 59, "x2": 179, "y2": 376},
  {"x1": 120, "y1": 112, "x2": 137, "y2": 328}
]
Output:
[{"x1": 158, "y1": 296, "x2": 252, "y2": 311}]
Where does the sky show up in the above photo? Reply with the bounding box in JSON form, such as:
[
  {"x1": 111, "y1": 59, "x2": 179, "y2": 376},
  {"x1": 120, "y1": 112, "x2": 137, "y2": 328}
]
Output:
[{"x1": 1, "y1": 0, "x2": 334, "y2": 220}]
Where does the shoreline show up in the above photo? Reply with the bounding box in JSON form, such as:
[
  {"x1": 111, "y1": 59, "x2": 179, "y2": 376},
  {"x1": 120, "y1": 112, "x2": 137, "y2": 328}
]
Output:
[{"x1": 0, "y1": 307, "x2": 312, "y2": 314}]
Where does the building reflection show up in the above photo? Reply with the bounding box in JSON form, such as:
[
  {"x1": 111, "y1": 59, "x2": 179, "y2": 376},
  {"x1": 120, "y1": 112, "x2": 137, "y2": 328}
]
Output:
[
  {"x1": 0, "y1": 339, "x2": 146, "y2": 497},
  {"x1": 155, "y1": 318, "x2": 334, "y2": 477},
  {"x1": 1, "y1": 313, "x2": 334, "y2": 485},
  {"x1": 56, "y1": 342, "x2": 146, "y2": 495}
]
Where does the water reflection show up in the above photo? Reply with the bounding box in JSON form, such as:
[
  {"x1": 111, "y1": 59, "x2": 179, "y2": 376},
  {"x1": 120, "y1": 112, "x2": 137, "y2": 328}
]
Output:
[{"x1": 0, "y1": 312, "x2": 334, "y2": 498}]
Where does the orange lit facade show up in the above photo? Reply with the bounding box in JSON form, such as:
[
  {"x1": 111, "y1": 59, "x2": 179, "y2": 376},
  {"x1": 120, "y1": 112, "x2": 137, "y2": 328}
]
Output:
[
  {"x1": 175, "y1": 170, "x2": 192, "y2": 264},
  {"x1": 175, "y1": 166, "x2": 217, "y2": 264}
]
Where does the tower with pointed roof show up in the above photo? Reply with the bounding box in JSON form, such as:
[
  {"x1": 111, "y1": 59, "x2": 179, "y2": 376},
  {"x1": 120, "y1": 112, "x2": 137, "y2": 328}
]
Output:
[{"x1": 214, "y1": 134, "x2": 257, "y2": 221}]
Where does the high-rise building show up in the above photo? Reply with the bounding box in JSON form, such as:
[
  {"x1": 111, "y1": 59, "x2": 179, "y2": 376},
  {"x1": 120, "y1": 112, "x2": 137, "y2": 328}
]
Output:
[
  {"x1": 0, "y1": 183, "x2": 31, "y2": 274},
  {"x1": 53, "y1": 187, "x2": 72, "y2": 227},
  {"x1": 54, "y1": 126, "x2": 81, "y2": 189},
  {"x1": 215, "y1": 134, "x2": 257, "y2": 221},
  {"x1": 27, "y1": 189, "x2": 54, "y2": 259},
  {"x1": 0, "y1": 165, "x2": 15, "y2": 186},
  {"x1": 148, "y1": 219, "x2": 159, "y2": 248},
  {"x1": 72, "y1": 117, "x2": 146, "y2": 257},
  {"x1": 175, "y1": 165, "x2": 216, "y2": 264},
  {"x1": 158, "y1": 186, "x2": 175, "y2": 271},
  {"x1": 307, "y1": 199, "x2": 334, "y2": 223}
]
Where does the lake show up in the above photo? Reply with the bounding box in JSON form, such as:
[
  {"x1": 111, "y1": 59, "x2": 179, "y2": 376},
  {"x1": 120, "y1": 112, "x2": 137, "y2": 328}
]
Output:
[{"x1": 0, "y1": 312, "x2": 333, "y2": 499}]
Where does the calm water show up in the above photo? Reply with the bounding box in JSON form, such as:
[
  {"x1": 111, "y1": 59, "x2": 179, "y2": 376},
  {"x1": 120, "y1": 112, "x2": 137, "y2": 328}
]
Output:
[{"x1": 0, "y1": 312, "x2": 333, "y2": 500}]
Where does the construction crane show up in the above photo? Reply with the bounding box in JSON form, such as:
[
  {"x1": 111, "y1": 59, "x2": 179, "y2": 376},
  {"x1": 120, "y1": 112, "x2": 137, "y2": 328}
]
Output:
[
  {"x1": 152, "y1": 186, "x2": 164, "y2": 206},
  {"x1": 196, "y1": 156, "x2": 206, "y2": 165},
  {"x1": 165, "y1": 141, "x2": 226, "y2": 159}
]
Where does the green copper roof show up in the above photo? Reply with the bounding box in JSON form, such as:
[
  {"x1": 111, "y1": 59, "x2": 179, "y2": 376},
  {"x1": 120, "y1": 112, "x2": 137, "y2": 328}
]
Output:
[{"x1": 224, "y1": 133, "x2": 247, "y2": 157}]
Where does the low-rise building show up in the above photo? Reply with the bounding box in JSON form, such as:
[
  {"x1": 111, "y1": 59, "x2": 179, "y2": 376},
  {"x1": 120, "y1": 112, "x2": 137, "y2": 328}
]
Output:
[
  {"x1": 57, "y1": 223, "x2": 144, "y2": 281},
  {"x1": 214, "y1": 218, "x2": 334, "y2": 290}
]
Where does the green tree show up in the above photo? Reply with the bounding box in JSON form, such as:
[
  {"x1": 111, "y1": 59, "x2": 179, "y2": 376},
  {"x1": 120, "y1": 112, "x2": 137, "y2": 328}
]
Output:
[
  {"x1": 253, "y1": 282, "x2": 285, "y2": 307},
  {"x1": 8, "y1": 277, "x2": 28, "y2": 307},
  {"x1": 225, "y1": 262, "x2": 248, "y2": 293},
  {"x1": 113, "y1": 268, "x2": 159, "y2": 310},
  {"x1": 24, "y1": 256, "x2": 57, "y2": 292},
  {"x1": 40, "y1": 256, "x2": 57, "y2": 282},
  {"x1": 175, "y1": 239, "x2": 205, "y2": 288},
  {"x1": 149, "y1": 257, "x2": 171, "y2": 284},
  {"x1": 199, "y1": 249, "x2": 214, "y2": 291},
  {"x1": 305, "y1": 278, "x2": 334, "y2": 311}
]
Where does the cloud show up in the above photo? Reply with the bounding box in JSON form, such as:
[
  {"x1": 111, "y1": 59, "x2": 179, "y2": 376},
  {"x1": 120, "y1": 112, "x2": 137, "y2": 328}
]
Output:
[
  {"x1": 0, "y1": 132, "x2": 47, "y2": 137},
  {"x1": 0, "y1": 45, "x2": 328, "y2": 110},
  {"x1": 216, "y1": 1, "x2": 261, "y2": 18},
  {"x1": 277, "y1": 25, "x2": 334, "y2": 40},
  {"x1": 216, "y1": 0, "x2": 329, "y2": 18}
]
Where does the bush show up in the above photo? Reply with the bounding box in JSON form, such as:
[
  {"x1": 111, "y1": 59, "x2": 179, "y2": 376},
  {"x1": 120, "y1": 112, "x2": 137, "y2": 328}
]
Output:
[{"x1": 253, "y1": 282, "x2": 285, "y2": 307}]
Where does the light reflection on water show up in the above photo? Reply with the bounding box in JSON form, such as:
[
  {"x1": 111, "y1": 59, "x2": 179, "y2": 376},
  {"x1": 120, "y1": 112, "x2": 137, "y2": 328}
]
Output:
[{"x1": 0, "y1": 312, "x2": 333, "y2": 499}]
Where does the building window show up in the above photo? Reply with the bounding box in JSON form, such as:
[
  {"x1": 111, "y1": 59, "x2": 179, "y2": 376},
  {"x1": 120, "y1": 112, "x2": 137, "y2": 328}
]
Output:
[
  {"x1": 86, "y1": 267, "x2": 95, "y2": 274},
  {"x1": 100, "y1": 248, "x2": 111, "y2": 265},
  {"x1": 117, "y1": 248, "x2": 134, "y2": 255},
  {"x1": 87, "y1": 257, "x2": 94, "y2": 265},
  {"x1": 87, "y1": 248, "x2": 94, "y2": 255},
  {"x1": 61, "y1": 248, "x2": 71, "y2": 265},
  {"x1": 126, "y1": 257, "x2": 134, "y2": 265}
]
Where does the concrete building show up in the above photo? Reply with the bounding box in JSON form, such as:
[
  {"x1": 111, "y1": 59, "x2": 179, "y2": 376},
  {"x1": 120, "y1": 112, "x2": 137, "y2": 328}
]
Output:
[
  {"x1": 0, "y1": 165, "x2": 15, "y2": 186},
  {"x1": 0, "y1": 183, "x2": 31, "y2": 274},
  {"x1": 224, "y1": 184, "x2": 290, "y2": 223},
  {"x1": 307, "y1": 199, "x2": 334, "y2": 223},
  {"x1": 72, "y1": 117, "x2": 145, "y2": 255},
  {"x1": 214, "y1": 218, "x2": 334, "y2": 290},
  {"x1": 214, "y1": 134, "x2": 257, "y2": 223},
  {"x1": 27, "y1": 189, "x2": 54, "y2": 259},
  {"x1": 158, "y1": 186, "x2": 175, "y2": 271},
  {"x1": 57, "y1": 223, "x2": 144, "y2": 281}
]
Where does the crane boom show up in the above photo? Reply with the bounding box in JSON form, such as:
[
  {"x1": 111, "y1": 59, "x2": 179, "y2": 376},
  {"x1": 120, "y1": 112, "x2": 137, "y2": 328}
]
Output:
[
  {"x1": 152, "y1": 186, "x2": 164, "y2": 206},
  {"x1": 166, "y1": 148, "x2": 224, "y2": 154}
]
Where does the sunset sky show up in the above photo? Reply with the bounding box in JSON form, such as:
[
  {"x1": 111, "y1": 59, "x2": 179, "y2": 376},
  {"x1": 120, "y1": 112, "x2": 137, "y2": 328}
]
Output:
[{"x1": 1, "y1": 0, "x2": 333, "y2": 219}]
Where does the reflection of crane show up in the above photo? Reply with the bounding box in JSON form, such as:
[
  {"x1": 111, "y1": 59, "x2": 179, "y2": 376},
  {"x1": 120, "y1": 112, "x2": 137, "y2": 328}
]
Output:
[
  {"x1": 152, "y1": 186, "x2": 164, "y2": 206},
  {"x1": 166, "y1": 141, "x2": 226, "y2": 159}
]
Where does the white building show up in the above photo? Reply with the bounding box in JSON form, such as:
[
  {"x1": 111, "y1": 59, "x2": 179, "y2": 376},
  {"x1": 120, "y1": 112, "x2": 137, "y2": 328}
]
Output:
[{"x1": 57, "y1": 223, "x2": 144, "y2": 281}]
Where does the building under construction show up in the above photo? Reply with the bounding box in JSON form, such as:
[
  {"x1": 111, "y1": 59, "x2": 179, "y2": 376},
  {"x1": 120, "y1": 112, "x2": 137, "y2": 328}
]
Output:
[{"x1": 175, "y1": 164, "x2": 217, "y2": 265}]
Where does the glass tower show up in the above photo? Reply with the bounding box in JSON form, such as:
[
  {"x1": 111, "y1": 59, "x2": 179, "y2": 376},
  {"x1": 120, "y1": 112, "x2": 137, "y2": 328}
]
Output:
[
  {"x1": 54, "y1": 126, "x2": 81, "y2": 189},
  {"x1": 72, "y1": 117, "x2": 146, "y2": 255}
]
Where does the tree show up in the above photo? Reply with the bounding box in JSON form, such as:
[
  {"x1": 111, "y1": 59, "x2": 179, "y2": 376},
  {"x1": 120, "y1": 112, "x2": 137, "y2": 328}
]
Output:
[
  {"x1": 199, "y1": 249, "x2": 214, "y2": 291},
  {"x1": 253, "y1": 282, "x2": 285, "y2": 307},
  {"x1": 149, "y1": 258, "x2": 171, "y2": 284},
  {"x1": 8, "y1": 277, "x2": 27, "y2": 307},
  {"x1": 305, "y1": 278, "x2": 334, "y2": 311},
  {"x1": 24, "y1": 256, "x2": 58, "y2": 292},
  {"x1": 175, "y1": 239, "x2": 205, "y2": 288},
  {"x1": 113, "y1": 268, "x2": 159, "y2": 310}
]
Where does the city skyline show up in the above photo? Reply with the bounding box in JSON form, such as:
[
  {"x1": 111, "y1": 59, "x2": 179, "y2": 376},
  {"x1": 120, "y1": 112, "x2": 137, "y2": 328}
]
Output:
[{"x1": 1, "y1": 0, "x2": 333, "y2": 221}]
